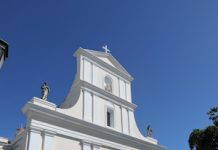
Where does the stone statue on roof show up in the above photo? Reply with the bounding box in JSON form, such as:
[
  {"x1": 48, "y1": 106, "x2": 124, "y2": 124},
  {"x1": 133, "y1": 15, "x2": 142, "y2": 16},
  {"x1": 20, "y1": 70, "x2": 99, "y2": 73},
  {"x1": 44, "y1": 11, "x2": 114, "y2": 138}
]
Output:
[
  {"x1": 146, "y1": 125, "x2": 152, "y2": 137},
  {"x1": 41, "y1": 82, "x2": 50, "y2": 100}
]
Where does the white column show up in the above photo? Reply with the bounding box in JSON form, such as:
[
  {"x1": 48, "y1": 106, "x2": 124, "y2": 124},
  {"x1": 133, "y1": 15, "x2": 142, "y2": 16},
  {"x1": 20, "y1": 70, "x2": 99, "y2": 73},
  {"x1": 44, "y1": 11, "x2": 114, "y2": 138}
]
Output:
[
  {"x1": 93, "y1": 95, "x2": 100, "y2": 125},
  {"x1": 124, "y1": 81, "x2": 127, "y2": 100},
  {"x1": 83, "y1": 91, "x2": 93, "y2": 122},
  {"x1": 121, "y1": 107, "x2": 129, "y2": 135},
  {"x1": 128, "y1": 110, "x2": 134, "y2": 136},
  {"x1": 27, "y1": 129, "x2": 42, "y2": 150},
  {"x1": 118, "y1": 77, "x2": 120, "y2": 97},
  {"x1": 91, "y1": 62, "x2": 93, "y2": 84},
  {"x1": 83, "y1": 59, "x2": 92, "y2": 83},
  {"x1": 127, "y1": 109, "x2": 130, "y2": 135},
  {"x1": 126, "y1": 82, "x2": 132, "y2": 102},
  {"x1": 82, "y1": 57, "x2": 85, "y2": 80},
  {"x1": 92, "y1": 64, "x2": 98, "y2": 86},
  {"x1": 42, "y1": 130, "x2": 56, "y2": 150},
  {"x1": 120, "y1": 106, "x2": 123, "y2": 133},
  {"x1": 119, "y1": 79, "x2": 126, "y2": 100}
]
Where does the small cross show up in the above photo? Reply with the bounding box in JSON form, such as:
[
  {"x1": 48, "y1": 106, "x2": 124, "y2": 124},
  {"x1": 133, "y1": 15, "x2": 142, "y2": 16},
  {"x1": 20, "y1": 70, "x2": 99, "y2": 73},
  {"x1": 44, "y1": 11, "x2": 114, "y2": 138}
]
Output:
[{"x1": 102, "y1": 45, "x2": 110, "y2": 53}]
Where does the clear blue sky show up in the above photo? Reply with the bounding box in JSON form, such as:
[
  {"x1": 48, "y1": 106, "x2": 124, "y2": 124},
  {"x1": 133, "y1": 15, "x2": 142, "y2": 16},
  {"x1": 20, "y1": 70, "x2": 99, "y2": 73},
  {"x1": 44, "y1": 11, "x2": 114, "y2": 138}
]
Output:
[{"x1": 1, "y1": 0, "x2": 218, "y2": 149}]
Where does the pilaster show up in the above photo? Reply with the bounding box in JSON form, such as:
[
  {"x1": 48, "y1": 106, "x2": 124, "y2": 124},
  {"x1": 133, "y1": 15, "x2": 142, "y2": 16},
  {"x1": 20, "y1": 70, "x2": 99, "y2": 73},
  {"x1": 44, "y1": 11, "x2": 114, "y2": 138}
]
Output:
[
  {"x1": 42, "y1": 130, "x2": 56, "y2": 150},
  {"x1": 27, "y1": 128, "x2": 43, "y2": 150}
]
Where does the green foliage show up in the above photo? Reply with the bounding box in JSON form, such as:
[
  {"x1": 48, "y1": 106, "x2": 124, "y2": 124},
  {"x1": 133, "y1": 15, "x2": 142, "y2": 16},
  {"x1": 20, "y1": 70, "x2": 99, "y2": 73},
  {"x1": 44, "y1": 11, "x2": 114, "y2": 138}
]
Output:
[
  {"x1": 207, "y1": 107, "x2": 218, "y2": 126},
  {"x1": 188, "y1": 107, "x2": 218, "y2": 150},
  {"x1": 188, "y1": 129, "x2": 202, "y2": 150}
]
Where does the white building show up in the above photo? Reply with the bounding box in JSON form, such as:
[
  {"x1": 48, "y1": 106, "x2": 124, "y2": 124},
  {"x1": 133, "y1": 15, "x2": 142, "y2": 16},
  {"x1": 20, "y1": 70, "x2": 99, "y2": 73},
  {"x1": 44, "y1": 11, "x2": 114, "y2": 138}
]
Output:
[
  {"x1": 0, "y1": 137, "x2": 9, "y2": 150},
  {"x1": 0, "y1": 40, "x2": 8, "y2": 70},
  {"x1": 5, "y1": 47, "x2": 166, "y2": 150}
]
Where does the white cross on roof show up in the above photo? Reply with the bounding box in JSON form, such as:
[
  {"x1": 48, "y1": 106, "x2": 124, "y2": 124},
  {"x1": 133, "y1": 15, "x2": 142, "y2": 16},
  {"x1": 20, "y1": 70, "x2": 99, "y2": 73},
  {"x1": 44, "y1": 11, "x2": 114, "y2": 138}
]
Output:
[{"x1": 102, "y1": 45, "x2": 110, "y2": 53}]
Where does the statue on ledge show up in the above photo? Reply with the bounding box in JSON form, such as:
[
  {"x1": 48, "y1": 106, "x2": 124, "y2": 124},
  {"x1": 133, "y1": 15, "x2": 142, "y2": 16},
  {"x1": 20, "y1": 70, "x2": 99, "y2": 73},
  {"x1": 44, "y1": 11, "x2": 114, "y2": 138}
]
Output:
[
  {"x1": 146, "y1": 125, "x2": 153, "y2": 137},
  {"x1": 41, "y1": 82, "x2": 50, "y2": 100}
]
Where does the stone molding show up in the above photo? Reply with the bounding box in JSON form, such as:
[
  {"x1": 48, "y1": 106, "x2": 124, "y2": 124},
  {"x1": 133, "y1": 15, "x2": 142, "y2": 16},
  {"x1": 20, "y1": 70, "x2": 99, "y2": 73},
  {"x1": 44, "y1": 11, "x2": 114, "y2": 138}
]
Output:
[
  {"x1": 146, "y1": 137, "x2": 158, "y2": 145},
  {"x1": 81, "y1": 139, "x2": 102, "y2": 147},
  {"x1": 78, "y1": 80, "x2": 137, "y2": 110},
  {"x1": 31, "y1": 97, "x2": 57, "y2": 110}
]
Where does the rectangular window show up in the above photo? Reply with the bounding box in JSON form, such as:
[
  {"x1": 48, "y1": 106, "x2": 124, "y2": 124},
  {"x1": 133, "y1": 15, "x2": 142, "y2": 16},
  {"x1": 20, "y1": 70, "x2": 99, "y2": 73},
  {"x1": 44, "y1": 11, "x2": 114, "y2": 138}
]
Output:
[
  {"x1": 107, "y1": 112, "x2": 111, "y2": 126},
  {"x1": 106, "y1": 108, "x2": 114, "y2": 127}
]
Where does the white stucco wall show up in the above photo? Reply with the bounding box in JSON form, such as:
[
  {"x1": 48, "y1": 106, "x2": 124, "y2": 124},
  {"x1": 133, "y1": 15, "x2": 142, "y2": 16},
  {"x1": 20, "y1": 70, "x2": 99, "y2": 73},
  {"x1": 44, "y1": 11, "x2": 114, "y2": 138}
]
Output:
[
  {"x1": 58, "y1": 89, "x2": 83, "y2": 120},
  {"x1": 114, "y1": 105, "x2": 122, "y2": 132},
  {"x1": 47, "y1": 49, "x2": 160, "y2": 148},
  {"x1": 28, "y1": 130, "x2": 43, "y2": 150},
  {"x1": 26, "y1": 118, "x2": 155, "y2": 150},
  {"x1": 5, "y1": 48, "x2": 164, "y2": 150},
  {"x1": 83, "y1": 59, "x2": 92, "y2": 83},
  {"x1": 98, "y1": 57, "x2": 116, "y2": 68},
  {"x1": 121, "y1": 107, "x2": 129, "y2": 135},
  {"x1": 93, "y1": 95, "x2": 105, "y2": 126},
  {"x1": 83, "y1": 91, "x2": 93, "y2": 122},
  {"x1": 59, "y1": 50, "x2": 151, "y2": 140},
  {"x1": 126, "y1": 82, "x2": 132, "y2": 102},
  {"x1": 81, "y1": 57, "x2": 131, "y2": 102},
  {"x1": 54, "y1": 136, "x2": 81, "y2": 150}
]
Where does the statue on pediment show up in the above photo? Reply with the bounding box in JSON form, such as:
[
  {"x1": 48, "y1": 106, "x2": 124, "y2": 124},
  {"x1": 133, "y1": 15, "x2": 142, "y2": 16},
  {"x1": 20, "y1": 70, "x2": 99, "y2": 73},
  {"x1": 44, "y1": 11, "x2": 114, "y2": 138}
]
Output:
[
  {"x1": 147, "y1": 125, "x2": 152, "y2": 137},
  {"x1": 41, "y1": 82, "x2": 50, "y2": 100}
]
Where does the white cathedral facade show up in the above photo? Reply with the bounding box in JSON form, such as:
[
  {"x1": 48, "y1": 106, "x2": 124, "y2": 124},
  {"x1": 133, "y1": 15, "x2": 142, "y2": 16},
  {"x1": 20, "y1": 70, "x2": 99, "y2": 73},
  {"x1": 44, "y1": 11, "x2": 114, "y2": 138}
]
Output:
[{"x1": 2, "y1": 47, "x2": 165, "y2": 150}]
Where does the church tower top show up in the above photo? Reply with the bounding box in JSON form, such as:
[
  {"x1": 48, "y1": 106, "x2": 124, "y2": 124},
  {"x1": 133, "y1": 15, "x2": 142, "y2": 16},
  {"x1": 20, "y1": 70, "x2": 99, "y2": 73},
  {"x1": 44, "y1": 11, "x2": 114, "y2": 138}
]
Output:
[
  {"x1": 74, "y1": 47, "x2": 133, "y2": 82},
  {"x1": 21, "y1": 46, "x2": 164, "y2": 150}
]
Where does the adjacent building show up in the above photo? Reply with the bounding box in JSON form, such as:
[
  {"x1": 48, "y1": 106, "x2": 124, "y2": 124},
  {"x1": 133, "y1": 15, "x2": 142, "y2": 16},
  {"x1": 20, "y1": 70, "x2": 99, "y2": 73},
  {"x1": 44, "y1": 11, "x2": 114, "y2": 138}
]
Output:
[
  {"x1": 0, "y1": 40, "x2": 8, "y2": 69},
  {"x1": 3, "y1": 47, "x2": 166, "y2": 150},
  {"x1": 0, "y1": 137, "x2": 9, "y2": 150}
]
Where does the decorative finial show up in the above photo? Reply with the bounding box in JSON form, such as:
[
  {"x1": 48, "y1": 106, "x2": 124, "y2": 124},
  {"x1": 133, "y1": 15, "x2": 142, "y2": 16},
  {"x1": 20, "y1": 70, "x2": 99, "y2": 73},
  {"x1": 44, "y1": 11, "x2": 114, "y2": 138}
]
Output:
[
  {"x1": 102, "y1": 45, "x2": 110, "y2": 53},
  {"x1": 146, "y1": 125, "x2": 153, "y2": 137},
  {"x1": 41, "y1": 82, "x2": 50, "y2": 100}
]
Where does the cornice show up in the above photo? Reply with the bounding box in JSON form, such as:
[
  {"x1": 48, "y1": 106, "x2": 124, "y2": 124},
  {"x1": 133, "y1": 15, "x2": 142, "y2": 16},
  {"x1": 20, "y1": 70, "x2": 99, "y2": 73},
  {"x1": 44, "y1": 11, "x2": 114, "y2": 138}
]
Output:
[
  {"x1": 22, "y1": 101, "x2": 166, "y2": 150},
  {"x1": 74, "y1": 48, "x2": 134, "y2": 81},
  {"x1": 81, "y1": 139, "x2": 102, "y2": 147},
  {"x1": 78, "y1": 80, "x2": 137, "y2": 110}
]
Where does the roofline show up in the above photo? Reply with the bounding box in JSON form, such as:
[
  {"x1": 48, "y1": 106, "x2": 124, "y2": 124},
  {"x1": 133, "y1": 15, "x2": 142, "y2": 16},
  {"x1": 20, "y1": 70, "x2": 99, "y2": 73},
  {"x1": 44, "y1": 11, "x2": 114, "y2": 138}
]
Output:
[
  {"x1": 81, "y1": 48, "x2": 131, "y2": 76},
  {"x1": 0, "y1": 39, "x2": 9, "y2": 59},
  {"x1": 22, "y1": 100, "x2": 166, "y2": 150},
  {"x1": 74, "y1": 47, "x2": 134, "y2": 81}
]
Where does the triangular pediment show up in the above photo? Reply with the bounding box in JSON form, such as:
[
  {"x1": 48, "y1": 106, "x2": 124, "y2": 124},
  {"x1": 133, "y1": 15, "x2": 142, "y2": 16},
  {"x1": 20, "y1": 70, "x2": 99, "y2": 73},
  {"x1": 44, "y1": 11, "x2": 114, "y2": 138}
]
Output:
[
  {"x1": 98, "y1": 56, "x2": 116, "y2": 68},
  {"x1": 83, "y1": 49, "x2": 131, "y2": 77}
]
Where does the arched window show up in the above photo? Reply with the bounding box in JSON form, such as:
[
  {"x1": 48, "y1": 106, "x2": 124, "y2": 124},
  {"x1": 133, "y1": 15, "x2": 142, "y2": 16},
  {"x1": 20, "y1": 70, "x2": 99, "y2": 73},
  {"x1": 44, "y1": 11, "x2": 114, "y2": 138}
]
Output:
[{"x1": 104, "y1": 76, "x2": 112, "y2": 93}]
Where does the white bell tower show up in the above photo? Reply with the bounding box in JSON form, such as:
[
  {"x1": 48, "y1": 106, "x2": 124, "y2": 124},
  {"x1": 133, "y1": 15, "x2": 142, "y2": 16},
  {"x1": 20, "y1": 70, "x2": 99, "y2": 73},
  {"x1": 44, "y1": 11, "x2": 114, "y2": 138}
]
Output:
[{"x1": 61, "y1": 47, "x2": 159, "y2": 144}]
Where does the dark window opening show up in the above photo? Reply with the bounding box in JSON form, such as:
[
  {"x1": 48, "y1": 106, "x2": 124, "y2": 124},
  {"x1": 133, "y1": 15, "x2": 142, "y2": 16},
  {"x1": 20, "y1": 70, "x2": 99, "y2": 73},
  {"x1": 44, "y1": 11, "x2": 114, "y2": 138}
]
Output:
[{"x1": 107, "y1": 111, "x2": 111, "y2": 126}]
